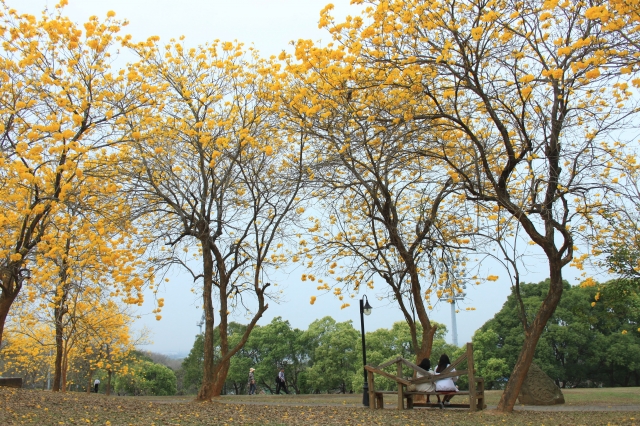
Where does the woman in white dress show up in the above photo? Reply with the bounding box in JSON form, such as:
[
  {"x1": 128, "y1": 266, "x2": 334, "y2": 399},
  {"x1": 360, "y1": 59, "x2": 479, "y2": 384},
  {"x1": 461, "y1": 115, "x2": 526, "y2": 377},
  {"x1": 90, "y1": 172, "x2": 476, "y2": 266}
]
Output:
[
  {"x1": 434, "y1": 354, "x2": 458, "y2": 405},
  {"x1": 414, "y1": 358, "x2": 436, "y2": 403}
]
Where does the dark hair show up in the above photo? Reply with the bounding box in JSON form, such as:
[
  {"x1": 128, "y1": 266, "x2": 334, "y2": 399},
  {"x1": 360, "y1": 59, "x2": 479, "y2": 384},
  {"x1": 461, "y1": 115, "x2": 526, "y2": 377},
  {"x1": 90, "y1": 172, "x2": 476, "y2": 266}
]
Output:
[
  {"x1": 436, "y1": 354, "x2": 451, "y2": 373},
  {"x1": 418, "y1": 358, "x2": 431, "y2": 371}
]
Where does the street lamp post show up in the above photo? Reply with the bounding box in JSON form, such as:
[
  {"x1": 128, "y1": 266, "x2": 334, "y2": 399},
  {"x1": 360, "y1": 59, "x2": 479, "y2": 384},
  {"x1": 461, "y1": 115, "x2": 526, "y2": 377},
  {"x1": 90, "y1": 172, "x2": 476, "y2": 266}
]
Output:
[{"x1": 359, "y1": 295, "x2": 373, "y2": 407}]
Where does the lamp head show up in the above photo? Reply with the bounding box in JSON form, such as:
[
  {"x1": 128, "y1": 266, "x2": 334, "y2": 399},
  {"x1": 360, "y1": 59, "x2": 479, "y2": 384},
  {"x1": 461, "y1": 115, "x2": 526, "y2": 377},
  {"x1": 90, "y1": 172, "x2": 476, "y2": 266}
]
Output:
[{"x1": 362, "y1": 298, "x2": 372, "y2": 316}]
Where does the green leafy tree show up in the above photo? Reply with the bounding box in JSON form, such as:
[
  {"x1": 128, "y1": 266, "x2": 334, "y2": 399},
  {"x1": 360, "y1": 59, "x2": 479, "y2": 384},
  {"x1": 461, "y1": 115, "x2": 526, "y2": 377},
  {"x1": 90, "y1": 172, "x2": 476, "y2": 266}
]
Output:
[
  {"x1": 181, "y1": 334, "x2": 204, "y2": 394},
  {"x1": 138, "y1": 362, "x2": 177, "y2": 396},
  {"x1": 471, "y1": 328, "x2": 511, "y2": 390},
  {"x1": 241, "y1": 317, "x2": 309, "y2": 394},
  {"x1": 304, "y1": 317, "x2": 360, "y2": 394},
  {"x1": 473, "y1": 280, "x2": 640, "y2": 388},
  {"x1": 115, "y1": 352, "x2": 177, "y2": 396},
  {"x1": 587, "y1": 281, "x2": 640, "y2": 387}
]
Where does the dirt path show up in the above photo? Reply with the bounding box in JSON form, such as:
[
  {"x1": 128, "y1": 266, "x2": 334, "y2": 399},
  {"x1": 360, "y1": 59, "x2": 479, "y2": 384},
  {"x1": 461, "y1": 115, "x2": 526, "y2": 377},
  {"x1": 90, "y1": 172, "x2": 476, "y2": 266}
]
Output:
[
  {"x1": 506, "y1": 404, "x2": 640, "y2": 412},
  {"x1": 209, "y1": 395, "x2": 640, "y2": 412},
  {"x1": 122, "y1": 389, "x2": 640, "y2": 412}
]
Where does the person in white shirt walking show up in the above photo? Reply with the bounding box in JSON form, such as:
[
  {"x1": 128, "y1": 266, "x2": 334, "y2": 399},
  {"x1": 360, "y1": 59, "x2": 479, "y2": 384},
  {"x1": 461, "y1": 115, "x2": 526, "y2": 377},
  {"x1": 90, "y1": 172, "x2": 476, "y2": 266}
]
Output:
[
  {"x1": 93, "y1": 378, "x2": 100, "y2": 394},
  {"x1": 275, "y1": 368, "x2": 289, "y2": 394}
]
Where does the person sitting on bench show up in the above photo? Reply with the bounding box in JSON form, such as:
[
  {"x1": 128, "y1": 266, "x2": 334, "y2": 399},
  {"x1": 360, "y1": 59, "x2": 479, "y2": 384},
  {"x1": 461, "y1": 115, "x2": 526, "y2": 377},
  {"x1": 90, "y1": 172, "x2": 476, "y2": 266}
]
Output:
[
  {"x1": 408, "y1": 358, "x2": 437, "y2": 403},
  {"x1": 434, "y1": 354, "x2": 458, "y2": 406}
]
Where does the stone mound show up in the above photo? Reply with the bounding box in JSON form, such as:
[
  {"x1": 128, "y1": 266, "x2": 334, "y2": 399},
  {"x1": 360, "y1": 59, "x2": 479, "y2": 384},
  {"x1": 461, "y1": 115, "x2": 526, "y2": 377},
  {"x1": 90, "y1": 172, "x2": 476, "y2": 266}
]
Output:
[{"x1": 517, "y1": 362, "x2": 565, "y2": 405}]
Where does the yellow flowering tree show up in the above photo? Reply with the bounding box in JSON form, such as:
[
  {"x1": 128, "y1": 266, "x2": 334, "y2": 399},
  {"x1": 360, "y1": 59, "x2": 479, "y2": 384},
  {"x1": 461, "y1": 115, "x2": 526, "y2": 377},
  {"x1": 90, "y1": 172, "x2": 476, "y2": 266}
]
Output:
[
  {"x1": 76, "y1": 299, "x2": 137, "y2": 395},
  {"x1": 35, "y1": 166, "x2": 147, "y2": 392},
  {"x1": 0, "y1": 321, "x2": 52, "y2": 388},
  {"x1": 3, "y1": 282, "x2": 136, "y2": 393},
  {"x1": 316, "y1": 0, "x2": 640, "y2": 412},
  {"x1": 119, "y1": 38, "x2": 310, "y2": 400},
  {"x1": 0, "y1": 1, "x2": 149, "y2": 347},
  {"x1": 283, "y1": 47, "x2": 475, "y2": 360},
  {"x1": 588, "y1": 159, "x2": 640, "y2": 284}
]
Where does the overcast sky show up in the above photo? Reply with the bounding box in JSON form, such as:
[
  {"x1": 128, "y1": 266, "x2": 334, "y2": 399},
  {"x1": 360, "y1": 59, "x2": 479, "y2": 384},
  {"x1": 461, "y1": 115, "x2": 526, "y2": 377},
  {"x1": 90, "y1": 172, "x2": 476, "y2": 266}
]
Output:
[{"x1": 15, "y1": 0, "x2": 588, "y2": 357}]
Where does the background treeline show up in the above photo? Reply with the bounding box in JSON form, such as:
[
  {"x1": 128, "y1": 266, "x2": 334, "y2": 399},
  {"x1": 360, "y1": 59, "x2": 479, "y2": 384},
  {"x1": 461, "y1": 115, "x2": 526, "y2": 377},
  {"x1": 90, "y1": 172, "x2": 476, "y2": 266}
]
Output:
[
  {"x1": 178, "y1": 317, "x2": 456, "y2": 395},
  {"x1": 181, "y1": 279, "x2": 637, "y2": 395},
  {"x1": 3, "y1": 278, "x2": 637, "y2": 395},
  {"x1": 0, "y1": 316, "x2": 455, "y2": 395},
  {"x1": 179, "y1": 278, "x2": 638, "y2": 394}
]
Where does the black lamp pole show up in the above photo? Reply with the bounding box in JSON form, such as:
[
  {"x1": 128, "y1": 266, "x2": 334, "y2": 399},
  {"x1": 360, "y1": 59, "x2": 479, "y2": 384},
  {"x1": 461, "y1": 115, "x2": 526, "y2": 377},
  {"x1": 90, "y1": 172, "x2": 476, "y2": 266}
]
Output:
[{"x1": 359, "y1": 295, "x2": 372, "y2": 407}]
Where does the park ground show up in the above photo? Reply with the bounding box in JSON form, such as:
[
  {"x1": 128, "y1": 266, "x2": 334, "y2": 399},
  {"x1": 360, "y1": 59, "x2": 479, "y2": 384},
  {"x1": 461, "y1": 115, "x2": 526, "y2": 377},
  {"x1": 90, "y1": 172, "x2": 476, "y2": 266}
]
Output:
[{"x1": 1, "y1": 387, "x2": 639, "y2": 425}]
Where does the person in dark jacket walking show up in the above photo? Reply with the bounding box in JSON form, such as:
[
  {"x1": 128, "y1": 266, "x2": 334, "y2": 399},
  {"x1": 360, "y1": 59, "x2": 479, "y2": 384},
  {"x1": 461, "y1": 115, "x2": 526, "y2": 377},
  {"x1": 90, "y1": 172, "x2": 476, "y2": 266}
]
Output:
[{"x1": 275, "y1": 368, "x2": 289, "y2": 394}]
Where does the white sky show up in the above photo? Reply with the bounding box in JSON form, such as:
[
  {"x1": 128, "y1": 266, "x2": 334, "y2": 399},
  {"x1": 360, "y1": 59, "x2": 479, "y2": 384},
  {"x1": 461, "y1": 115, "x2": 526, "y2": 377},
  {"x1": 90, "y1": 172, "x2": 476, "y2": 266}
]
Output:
[{"x1": 15, "y1": 0, "x2": 588, "y2": 357}]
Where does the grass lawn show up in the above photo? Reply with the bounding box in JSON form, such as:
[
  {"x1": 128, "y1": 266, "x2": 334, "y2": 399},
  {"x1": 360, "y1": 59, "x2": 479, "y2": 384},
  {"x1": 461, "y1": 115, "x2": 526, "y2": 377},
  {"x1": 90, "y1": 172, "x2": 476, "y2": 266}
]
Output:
[
  {"x1": 1, "y1": 387, "x2": 639, "y2": 425},
  {"x1": 482, "y1": 387, "x2": 640, "y2": 407}
]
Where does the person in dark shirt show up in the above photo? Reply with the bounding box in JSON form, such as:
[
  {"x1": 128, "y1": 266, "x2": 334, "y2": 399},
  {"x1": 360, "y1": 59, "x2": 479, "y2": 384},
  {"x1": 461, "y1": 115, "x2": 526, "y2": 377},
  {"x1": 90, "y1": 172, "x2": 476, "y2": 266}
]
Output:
[{"x1": 275, "y1": 368, "x2": 289, "y2": 394}]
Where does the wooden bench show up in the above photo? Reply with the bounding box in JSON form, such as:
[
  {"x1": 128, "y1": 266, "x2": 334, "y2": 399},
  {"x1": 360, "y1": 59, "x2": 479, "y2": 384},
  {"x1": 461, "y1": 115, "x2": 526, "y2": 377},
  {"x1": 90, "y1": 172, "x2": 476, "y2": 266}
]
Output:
[
  {"x1": 0, "y1": 377, "x2": 23, "y2": 388},
  {"x1": 365, "y1": 343, "x2": 485, "y2": 412}
]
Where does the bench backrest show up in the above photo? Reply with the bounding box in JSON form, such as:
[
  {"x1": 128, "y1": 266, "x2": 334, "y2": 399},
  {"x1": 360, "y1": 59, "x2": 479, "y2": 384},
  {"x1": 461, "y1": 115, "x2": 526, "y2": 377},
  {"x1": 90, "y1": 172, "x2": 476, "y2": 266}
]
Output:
[{"x1": 364, "y1": 342, "x2": 475, "y2": 386}]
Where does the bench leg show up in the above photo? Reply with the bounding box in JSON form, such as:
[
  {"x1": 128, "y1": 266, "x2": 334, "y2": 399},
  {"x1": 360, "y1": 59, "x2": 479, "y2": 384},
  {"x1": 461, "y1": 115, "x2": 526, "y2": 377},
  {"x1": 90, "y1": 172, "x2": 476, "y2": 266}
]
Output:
[
  {"x1": 476, "y1": 378, "x2": 486, "y2": 410},
  {"x1": 375, "y1": 393, "x2": 384, "y2": 409},
  {"x1": 406, "y1": 395, "x2": 414, "y2": 409}
]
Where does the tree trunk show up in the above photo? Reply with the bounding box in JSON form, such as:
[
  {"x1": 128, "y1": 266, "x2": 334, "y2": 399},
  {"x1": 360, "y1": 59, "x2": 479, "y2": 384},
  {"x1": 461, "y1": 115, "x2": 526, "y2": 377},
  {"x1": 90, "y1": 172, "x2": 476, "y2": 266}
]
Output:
[
  {"x1": 497, "y1": 262, "x2": 565, "y2": 412},
  {"x1": 213, "y1": 270, "x2": 230, "y2": 397},
  {"x1": 417, "y1": 324, "x2": 437, "y2": 362},
  {"x1": 210, "y1": 357, "x2": 231, "y2": 396},
  {"x1": 610, "y1": 366, "x2": 615, "y2": 387},
  {"x1": 387, "y1": 228, "x2": 437, "y2": 361},
  {"x1": 389, "y1": 214, "x2": 437, "y2": 360},
  {"x1": 0, "y1": 270, "x2": 21, "y2": 348},
  {"x1": 86, "y1": 370, "x2": 93, "y2": 394},
  {"x1": 197, "y1": 231, "x2": 270, "y2": 400},
  {"x1": 196, "y1": 241, "x2": 216, "y2": 401},
  {"x1": 104, "y1": 344, "x2": 112, "y2": 396},
  {"x1": 52, "y1": 238, "x2": 71, "y2": 392},
  {"x1": 106, "y1": 370, "x2": 112, "y2": 396},
  {"x1": 61, "y1": 351, "x2": 69, "y2": 392},
  {"x1": 52, "y1": 306, "x2": 65, "y2": 391},
  {"x1": 373, "y1": 179, "x2": 442, "y2": 363}
]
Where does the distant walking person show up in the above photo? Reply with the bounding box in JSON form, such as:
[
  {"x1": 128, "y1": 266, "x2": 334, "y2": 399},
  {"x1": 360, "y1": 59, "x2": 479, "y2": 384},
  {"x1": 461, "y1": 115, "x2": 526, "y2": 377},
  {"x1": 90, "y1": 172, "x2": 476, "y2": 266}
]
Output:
[
  {"x1": 275, "y1": 368, "x2": 289, "y2": 394},
  {"x1": 248, "y1": 368, "x2": 256, "y2": 395},
  {"x1": 93, "y1": 378, "x2": 100, "y2": 393}
]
